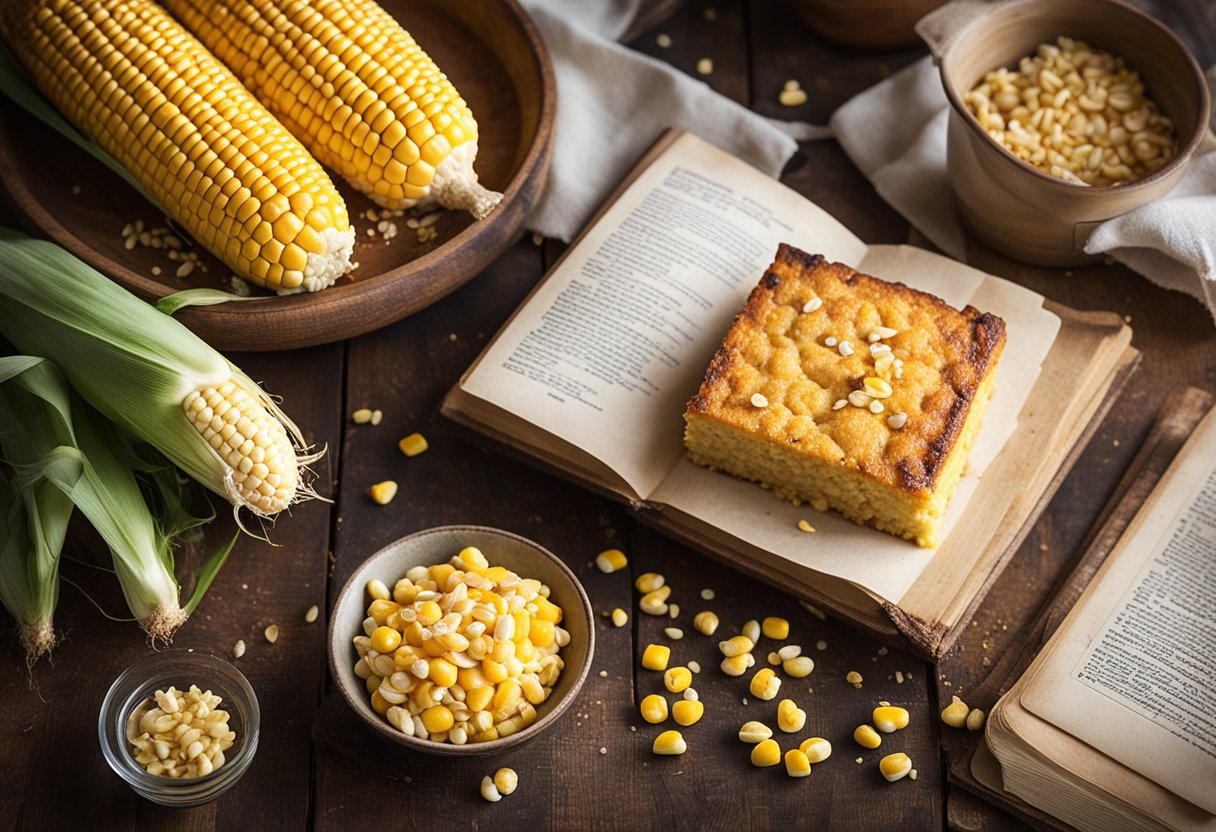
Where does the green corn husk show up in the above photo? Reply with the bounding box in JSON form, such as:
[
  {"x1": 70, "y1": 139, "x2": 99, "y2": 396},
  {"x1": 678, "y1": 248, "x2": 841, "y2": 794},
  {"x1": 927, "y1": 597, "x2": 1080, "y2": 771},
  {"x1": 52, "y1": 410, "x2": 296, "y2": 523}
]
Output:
[
  {"x1": 0, "y1": 356, "x2": 233, "y2": 644},
  {"x1": 0, "y1": 229, "x2": 319, "y2": 522}
]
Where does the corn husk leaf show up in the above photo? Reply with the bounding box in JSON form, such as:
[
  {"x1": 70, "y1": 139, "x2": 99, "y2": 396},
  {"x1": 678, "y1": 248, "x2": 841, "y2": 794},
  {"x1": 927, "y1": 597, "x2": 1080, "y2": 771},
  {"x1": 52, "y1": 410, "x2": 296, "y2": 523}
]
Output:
[
  {"x1": 155, "y1": 289, "x2": 262, "y2": 316},
  {"x1": 0, "y1": 229, "x2": 318, "y2": 520}
]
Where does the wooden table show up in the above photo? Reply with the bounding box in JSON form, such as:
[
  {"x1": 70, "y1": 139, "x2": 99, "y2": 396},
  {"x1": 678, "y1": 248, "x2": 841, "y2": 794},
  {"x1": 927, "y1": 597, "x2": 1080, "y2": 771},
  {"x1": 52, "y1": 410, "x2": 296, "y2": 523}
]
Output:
[{"x1": 1, "y1": 2, "x2": 1213, "y2": 830}]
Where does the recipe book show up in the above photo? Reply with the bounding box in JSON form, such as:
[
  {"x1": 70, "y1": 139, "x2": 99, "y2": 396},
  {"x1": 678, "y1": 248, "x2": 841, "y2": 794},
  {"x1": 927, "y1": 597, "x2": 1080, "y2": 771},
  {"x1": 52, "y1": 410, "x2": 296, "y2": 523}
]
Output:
[
  {"x1": 440, "y1": 129, "x2": 1137, "y2": 660},
  {"x1": 973, "y1": 401, "x2": 1216, "y2": 832}
]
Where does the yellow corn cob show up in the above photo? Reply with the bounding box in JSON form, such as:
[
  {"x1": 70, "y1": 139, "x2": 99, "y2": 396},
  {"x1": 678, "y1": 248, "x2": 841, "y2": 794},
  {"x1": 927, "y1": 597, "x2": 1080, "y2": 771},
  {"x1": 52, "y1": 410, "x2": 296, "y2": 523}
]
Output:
[
  {"x1": 4, "y1": 0, "x2": 354, "y2": 293},
  {"x1": 163, "y1": 0, "x2": 502, "y2": 218}
]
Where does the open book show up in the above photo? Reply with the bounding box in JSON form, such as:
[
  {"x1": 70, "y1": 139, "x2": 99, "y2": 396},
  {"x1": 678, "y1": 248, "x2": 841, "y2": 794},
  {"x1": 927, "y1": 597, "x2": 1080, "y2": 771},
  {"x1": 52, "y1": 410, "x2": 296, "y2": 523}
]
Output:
[
  {"x1": 441, "y1": 130, "x2": 1136, "y2": 659},
  {"x1": 975, "y1": 402, "x2": 1216, "y2": 832}
]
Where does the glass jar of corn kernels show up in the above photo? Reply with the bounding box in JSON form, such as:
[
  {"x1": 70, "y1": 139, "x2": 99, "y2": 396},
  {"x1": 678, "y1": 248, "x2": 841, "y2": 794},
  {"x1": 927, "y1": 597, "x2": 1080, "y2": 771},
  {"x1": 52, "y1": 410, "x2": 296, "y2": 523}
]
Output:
[{"x1": 99, "y1": 651, "x2": 260, "y2": 807}]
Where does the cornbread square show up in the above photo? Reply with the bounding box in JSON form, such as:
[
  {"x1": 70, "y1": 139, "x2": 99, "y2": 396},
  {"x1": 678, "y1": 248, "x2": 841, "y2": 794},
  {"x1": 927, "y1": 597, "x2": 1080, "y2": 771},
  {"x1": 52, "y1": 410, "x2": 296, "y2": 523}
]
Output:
[{"x1": 683, "y1": 244, "x2": 1006, "y2": 547}]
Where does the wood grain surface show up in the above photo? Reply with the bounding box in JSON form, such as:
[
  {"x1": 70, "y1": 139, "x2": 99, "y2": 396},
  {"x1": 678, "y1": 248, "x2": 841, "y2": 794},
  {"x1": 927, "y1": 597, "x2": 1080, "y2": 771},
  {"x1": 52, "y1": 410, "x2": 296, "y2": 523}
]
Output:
[{"x1": 0, "y1": 0, "x2": 1213, "y2": 830}]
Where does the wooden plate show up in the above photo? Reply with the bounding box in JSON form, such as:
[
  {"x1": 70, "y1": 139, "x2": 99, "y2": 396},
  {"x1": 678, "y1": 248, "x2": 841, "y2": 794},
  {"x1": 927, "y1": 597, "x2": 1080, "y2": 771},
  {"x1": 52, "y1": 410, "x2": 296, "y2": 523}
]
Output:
[{"x1": 0, "y1": 0, "x2": 554, "y2": 351}]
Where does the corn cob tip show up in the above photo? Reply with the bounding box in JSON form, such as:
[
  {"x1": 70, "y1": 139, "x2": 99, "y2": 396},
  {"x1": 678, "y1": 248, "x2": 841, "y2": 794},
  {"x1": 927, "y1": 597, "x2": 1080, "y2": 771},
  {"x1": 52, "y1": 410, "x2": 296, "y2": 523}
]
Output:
[
  {"x1": 430, "y1": 141, "x2": 502, "y2": 220},
  {"x1": 286, "y1": 226, "x2": 356, "y2": 294}
]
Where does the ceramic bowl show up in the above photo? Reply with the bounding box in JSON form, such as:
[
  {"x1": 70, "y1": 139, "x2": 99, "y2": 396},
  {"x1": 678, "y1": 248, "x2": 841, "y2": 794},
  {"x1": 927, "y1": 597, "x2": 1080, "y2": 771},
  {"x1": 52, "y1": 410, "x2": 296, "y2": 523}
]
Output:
[{"x1": 328, "y1": 525, "x2": 594, "y2": 756}]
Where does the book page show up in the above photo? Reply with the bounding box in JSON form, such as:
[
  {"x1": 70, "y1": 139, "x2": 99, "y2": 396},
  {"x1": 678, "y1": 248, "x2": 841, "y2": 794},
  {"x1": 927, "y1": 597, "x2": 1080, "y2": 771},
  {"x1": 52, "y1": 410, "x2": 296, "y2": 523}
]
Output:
[
  {"x1": 1021, "y1": 408, "x2": 1216, "y2": 814},
  {"x1": 462, "y1": 132, "x2": 868, "y2": 499}
]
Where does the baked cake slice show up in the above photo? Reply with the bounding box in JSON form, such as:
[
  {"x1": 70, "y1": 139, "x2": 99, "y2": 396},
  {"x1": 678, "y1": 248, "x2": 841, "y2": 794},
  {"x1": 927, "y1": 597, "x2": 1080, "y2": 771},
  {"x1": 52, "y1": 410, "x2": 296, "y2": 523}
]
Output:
[{"x1": 683, "y1": 244, "x2": 1006, "y2": 548}]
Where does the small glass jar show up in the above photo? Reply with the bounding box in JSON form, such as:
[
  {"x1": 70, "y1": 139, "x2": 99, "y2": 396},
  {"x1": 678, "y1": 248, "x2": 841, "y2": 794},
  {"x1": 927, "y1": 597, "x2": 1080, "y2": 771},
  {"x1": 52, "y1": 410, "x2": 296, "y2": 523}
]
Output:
[{"x1": 98, "y1": 650, "x2": 259, "y2": 807}]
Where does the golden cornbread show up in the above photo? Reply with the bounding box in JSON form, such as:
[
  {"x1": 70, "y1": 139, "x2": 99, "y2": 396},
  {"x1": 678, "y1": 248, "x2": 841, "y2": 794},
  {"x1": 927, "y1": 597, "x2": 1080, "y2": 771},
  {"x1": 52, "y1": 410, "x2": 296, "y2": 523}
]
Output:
[{"x1": 683, "y1": 244, "x2": 1006, "y2": 547}]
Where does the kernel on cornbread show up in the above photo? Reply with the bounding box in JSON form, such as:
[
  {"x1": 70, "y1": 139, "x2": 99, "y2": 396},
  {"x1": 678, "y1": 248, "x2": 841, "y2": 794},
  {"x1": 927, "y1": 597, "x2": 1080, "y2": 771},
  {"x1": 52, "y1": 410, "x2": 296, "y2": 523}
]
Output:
[{"x1": 683, "y1": 245, "x2": 1006, "y2": 547}]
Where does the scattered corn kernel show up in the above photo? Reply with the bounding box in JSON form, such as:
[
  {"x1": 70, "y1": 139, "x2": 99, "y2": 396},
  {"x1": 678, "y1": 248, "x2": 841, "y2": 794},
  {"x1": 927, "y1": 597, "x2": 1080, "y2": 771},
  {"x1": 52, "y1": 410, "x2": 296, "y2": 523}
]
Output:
[
  {"x1": 668, "y1": 604, "x2": 680, "y2": 619},
  {"x1": 672, "y1": 699, "x2": 704, "y2": 726},
  {"x1": 880, "y1": 752, "x2": 912, "y2": 782},
  {"x1": 611, "y1": 608, "x2": 628, "y2": 627},
  {"x1": 642, "y1": 643, "x2": 671, "y2": 671},
  {"x1": 797, "y1": 519, "x2": 816, "y2": 533},
  {"x1": 742, "y1": 619, "x2": 761, "y2": 643},
  {"x1": 873, "y1": 706, "x2": 910, "y2": 733},
  {"x1": 719, "y1": 636, "x2": 754, "y2": 657},
  {"x1": 693, "y1": 611, "x2": 719, "y2": 636},
  {"x1": 750, "y1": 668, "x2": 781, "y2": 701},
  {"x1": 351, "y1": 408, "x2": 373, "y2": 424},
  {"x1": 688, "y1": 660, "x2": 701, "y2": 674},
  {"x1": 683, "y1": 688, "x2": 698, "y2": 701},
  {"x1": 640, "y1": 588, "x2": 671, "y2": 616},
  {"x1": 696, "y1": 57, "x2": 713, "y2": 76},
  {"x1": 494, "y1": 767, "x2": 518, "y2": 796},
  {"x1": 641, "y1": 694, "x2": 669, "y2": 724},
  {"x1": 779, "y1": 87, "x2": 809, "y2": 107},
  {"x1": 665, "y1": 627, "x2": 684, "y2": 640},
  {"x1": 264, "y1": 624, "x2": 279, "y2": 644},
  {"x1": 941, "y1": 695, "x2": 969, "y2": 728},
  {"x1": 232, "y1": 639, "x2": 246, "y2": 658},
  {"x1": 398, "y1": 433, "x2": 428, "y2": 457},
  {"x1": 595, "y1": 549, "x2": 628, "y2": 573},
  {"x1": 635, "y1": 572, "x2": 665, "y2": 593},
  {"x1": 783, "y1": 656, "x2": 814, "y2": 678},
  {"x1": 720, "y1": 654, "x2": 752, "y2": 676},
  {"x1": 846, "y1": 670, "x2": 863, "y2": 687},
  {"x1": 653, "y1": 729, "x2": 687, "y2": 755},
  {"x1": 777, "y1": 645, "x2": 801, "y2": 661},
  {"x1": 739, "y1": 721, "x2": 773, "y2": 743},
  {"x1": 966, "y1": 708, "x2": 986, "y2": 731},
  {"x1": 369, "y1": 480, "x2": 398, "y2": 505},
  {"x1": 762, "y1": 617, "x2": 789, "y2": 640},
  {"x1": 799, "y1": 737, "x2": 832, "y2": 764},
  {"x1": 777, "y1": 698, "x2": 807, "y2": 733},
  {"x1": 664, "y1": 667, "x2": 693, "y2": 693},
  {"x1": 751, "y1": 738, "x2": 781, "y2": 767},
  {"x1": 480, "y1": 776, "x2": 501, "y2": 802},
  {"x1": 304, "y1": 604, "x2": 319, "y2": 623},
  {"x1": 767, "y1": 651, "x2": 781, "y2": 665},
  {"x1": 785, "y1": 748, "x2": 812, "y2": 777},
  {"x1": 854, "y1": 724, "x2": 882, "y2": 749}
]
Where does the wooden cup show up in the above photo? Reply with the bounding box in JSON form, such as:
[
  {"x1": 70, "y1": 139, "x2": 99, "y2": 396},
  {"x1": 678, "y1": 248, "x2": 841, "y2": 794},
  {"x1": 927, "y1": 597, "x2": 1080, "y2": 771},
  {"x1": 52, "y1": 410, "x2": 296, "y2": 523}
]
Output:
[{"x1": 918, "y1": 0, "x2": 1213, "y2": 266}]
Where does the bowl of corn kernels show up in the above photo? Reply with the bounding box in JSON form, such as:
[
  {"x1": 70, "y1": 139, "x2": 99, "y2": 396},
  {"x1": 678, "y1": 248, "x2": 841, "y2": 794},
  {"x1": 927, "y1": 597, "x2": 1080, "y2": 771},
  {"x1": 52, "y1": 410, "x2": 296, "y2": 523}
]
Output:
[
  {"x1": 923, "y1": 0, "x2": 1212, "y2": 266},
  {"x1": 329, "y1": 525, "x2": 595, "y2": 756}
]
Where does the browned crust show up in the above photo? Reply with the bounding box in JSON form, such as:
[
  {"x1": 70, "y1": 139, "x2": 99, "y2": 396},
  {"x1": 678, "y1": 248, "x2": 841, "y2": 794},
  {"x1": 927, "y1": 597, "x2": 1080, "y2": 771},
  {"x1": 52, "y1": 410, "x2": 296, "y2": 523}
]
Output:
[{"x1": 685, "y1": 243, "x2": 1007, "y2": 494}]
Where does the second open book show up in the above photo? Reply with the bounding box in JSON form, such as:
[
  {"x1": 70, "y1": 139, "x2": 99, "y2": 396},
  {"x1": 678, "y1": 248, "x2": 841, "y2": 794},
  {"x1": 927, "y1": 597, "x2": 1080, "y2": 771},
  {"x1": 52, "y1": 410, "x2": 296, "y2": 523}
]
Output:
[{"x1": 442, "y1": 130, "x2": 1135, "y2": 659}]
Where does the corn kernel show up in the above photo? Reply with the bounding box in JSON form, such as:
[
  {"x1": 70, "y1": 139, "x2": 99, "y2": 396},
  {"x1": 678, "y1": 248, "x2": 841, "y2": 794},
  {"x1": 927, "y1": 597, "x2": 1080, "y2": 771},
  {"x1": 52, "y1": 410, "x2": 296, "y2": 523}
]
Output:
[
  {"x1": 941, "y1": 695, "x2": 969, "y2": 728},
  {"x1": 398, "y1": 433, "x2": 428, "y2": 457},
  {"x1": 783, "y1": 656, "x2": 814, "y2": 678},
  {"x1": 611, "y1": 608, "x2": 628, "y2": 627},
  {"x1": 719, "y1": 636, "x2": 754, "y2": 657},
  {"x1": 751, "y1": 738, "x2": 781, "y2": 767},
  {"x1": 652, "y1": 729, "x2": 686, "y2": 755},
  {"x1": 739, "y1": 721, "x2": 772, "y2": 743},
  {"x1": 640, "y1": 586, "x2": 672, "y2": 616},
  {"x1": 800, "y1": 737, "x2": 832, "y2": 763},
  {"x1": 873, "y1": 706, "x2": 910, "y2": 733},
  {"x1": 785, "y1": 749, "x2": 812, "y2": 778},
  {"x1": 366, "y1": 579, "x2": 390, "y2": 601},
  {"x1": 750, "y1": 668, "x2": 781, "y2": 701},
  {"x1": 854, "y1": 724, "x2": 882, "y2": 749},
  {"x1": 671, "y1": 699, "x2": 703, "y2": 726},
  {"x1": 692, "y1": 611, "x2": 719, "y2": 636},
  {"x1": 777, "y1": 698, "x2": 806, "y2": 733},
  {"x1": 370, "y1": 689, "x2": 390, "y2": 715},
  {"x1": 595, "y1": 549, "x2": 628, "y2": 573},
  {"x1": 664, "y1": 666, "x2": 692, "y2": 693},
  {"x1": 529, "y1": 619, "x2": 556, "y2": 648},
  {"x1": 635, "y1": 572, "x2": 665, "y2": 593},
  {"x1": 640, "y1": 693, "x2": 669, "y2": 724},
  {"x1": 880, "y1": 752, "x2": 912, "y2": 782},
  {"x1": 742, "y1": 619, "x2": 761, "y2": 643},
  {"x1": 368, "y1": 480, "x2": 398, "y2": 505},
  {"x1": 720, "y1": 654, "x2": 752, "y2": 677},
  {"x1": 421, "y1": 705, "x2": 454, "y2": 733},
  {"x1": 370, "y1": 626, "x2": 401, "y2": 654},
  {"x1": 642, "y1": 643, "x2": 671, "y2": 671},
  {"x1": 417, "y1": 601, "x2": 442, "y2": 626},
  {"x1": 493, "y1": 679, "x2": 522, "y2": 713},
  {"x1": 429, "y1": 658, "x2": 458, "y2": 688},
  {"x1": 767, "y1": 651, "x2": 781, "y2": 666},
  {"x1": 493, "y1": 767, "x2": 518, "y2": 795},
  {"x1": 466, "y1": 685, "x2": 493, "y2": 712},
  {"x1": 367, "y1": 599, "x2": 400, "y2": 625},
  {"x1": 532, "y1": 596, "x2": 562, "y2": 624},
  {"x1": 846, "y1": 670, "x2": 863, "y2": 687},
  {"x1": 966, "y1": 708, "x2": 986, "y2": 731},
  {"x1": 762, "y1": 617, "x2": 789, "y2": 640},
  {"x1": 480, "y1": 775, "x2": 501, "y2": 802}
]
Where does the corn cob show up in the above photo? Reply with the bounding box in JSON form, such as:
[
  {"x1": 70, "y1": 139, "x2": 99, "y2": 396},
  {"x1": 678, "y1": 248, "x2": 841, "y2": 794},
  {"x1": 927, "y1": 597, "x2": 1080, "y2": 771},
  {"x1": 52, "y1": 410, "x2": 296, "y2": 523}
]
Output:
[
  {"x1": 163, "y1": 0, "x2": 502, "y2": 218},
  {"x1": 3, "y1": 0, "x2": 355, "y2": 293}
]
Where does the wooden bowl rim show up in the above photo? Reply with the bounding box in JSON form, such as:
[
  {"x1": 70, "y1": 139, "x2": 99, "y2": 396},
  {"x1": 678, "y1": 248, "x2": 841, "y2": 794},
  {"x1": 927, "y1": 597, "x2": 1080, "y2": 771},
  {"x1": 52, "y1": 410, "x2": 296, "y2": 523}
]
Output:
[
  {"x1": 326, "y1": 524, "x2": 595, "y2": 757},
  {"x1": 0, "y1": 0, "x2": 556, "y2": 340},
  {"x1": 937, "y1": 0, "x2": 1211, "y2": 195}
]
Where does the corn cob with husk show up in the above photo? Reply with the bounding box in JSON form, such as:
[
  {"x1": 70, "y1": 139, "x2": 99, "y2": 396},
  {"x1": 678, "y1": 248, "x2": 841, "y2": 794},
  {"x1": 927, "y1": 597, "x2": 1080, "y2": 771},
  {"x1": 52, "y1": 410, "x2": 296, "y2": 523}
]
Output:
[
  {"x1": 163, "y1": 0, "x2": 502, "y2": 218},
  {"x1": 2, "y1": 0, "x2": 355, "y2": 293},
  {"x1": 0, "y1": 230, "x2": 319, "y2": 522}
]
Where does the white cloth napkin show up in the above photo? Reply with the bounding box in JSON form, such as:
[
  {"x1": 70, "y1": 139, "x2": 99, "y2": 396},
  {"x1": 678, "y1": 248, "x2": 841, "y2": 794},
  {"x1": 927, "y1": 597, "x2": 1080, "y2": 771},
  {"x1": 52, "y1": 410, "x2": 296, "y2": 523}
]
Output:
[
  {"x1": 828, "y1": 56, "x2": 1216, "y2": 319},
  {"x1": 519, "y1": 1, "x2": 798, "y2": 242}
]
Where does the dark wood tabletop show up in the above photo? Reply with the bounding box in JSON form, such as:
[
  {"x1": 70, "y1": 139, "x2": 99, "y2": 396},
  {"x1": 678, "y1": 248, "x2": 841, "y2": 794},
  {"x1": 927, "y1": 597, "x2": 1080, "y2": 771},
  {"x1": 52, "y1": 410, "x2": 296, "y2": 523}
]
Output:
[{"x1": 1, "y1": 1, "x2": 1214, "y2": 830}]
